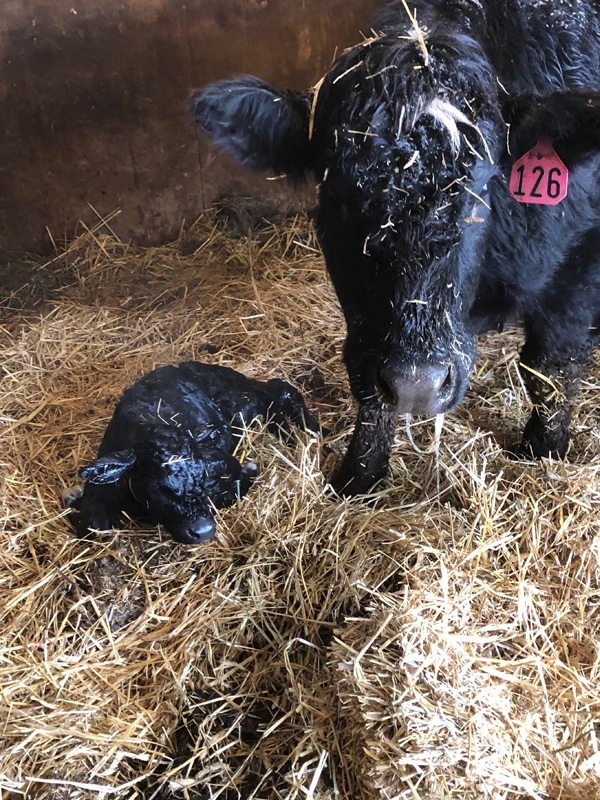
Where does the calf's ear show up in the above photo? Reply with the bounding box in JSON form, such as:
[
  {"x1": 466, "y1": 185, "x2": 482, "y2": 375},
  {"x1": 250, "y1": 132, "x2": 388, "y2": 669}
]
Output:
[
  {"x1": 79, "y1": 448, "x2": 137, "y2": 485},
  {"x1": 192, "y1": 422, "x2": 221, "y2": 443},
  {"x1": 191, "y1": 76, "x2": 311, "y2": 177}
]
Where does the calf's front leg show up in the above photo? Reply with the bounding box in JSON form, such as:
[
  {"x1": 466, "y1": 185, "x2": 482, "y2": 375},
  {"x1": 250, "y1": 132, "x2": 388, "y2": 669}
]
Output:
[
  {"x1": 71, "y1": 483, "x2": 125, "y2": 538},
  {"x1": 331, "y1": 401, "x2": 398, "y2": 496}
]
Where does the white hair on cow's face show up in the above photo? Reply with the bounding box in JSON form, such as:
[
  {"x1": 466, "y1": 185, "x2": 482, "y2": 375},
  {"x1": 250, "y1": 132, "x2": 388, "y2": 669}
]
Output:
[{"x1": 424, "y1": 96, "x2": 476, "y2": 153}]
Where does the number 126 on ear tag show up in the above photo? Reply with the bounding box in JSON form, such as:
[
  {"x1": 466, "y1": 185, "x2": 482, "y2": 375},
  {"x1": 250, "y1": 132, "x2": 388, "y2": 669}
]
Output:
[{"x1": 509, "y1": 140, "x2": 568, "y2": 205}]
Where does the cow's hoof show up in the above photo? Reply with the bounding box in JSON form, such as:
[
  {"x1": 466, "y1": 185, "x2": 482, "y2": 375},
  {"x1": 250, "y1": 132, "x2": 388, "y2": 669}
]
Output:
[
  {"x1": 520, "y1": 415, "x2": 570, "y2": 460},
  {"x1": 330, "y1": 467, "x2": 385, "y2": 497}
]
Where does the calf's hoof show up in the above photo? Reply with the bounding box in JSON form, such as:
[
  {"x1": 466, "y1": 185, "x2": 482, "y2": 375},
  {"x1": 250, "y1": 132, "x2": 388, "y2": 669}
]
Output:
[{"x1": 62, "y1": 484, "x2": 84, "y2": 508}]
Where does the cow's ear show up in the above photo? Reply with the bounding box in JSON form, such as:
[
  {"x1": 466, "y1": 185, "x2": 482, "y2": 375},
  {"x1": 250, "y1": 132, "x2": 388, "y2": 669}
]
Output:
[
  {"x1": 504, "y1": 92, "x2": 600, "y2": 158},
  {"x1": 191, "y1": 76, "x2": 312, "y2": 177},
  {"x1": 79, "y1": 449, "x2": 137, "y2": 485}
]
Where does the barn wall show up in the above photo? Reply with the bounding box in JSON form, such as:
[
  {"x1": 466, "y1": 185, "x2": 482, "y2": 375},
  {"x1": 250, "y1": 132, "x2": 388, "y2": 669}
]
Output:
[{"x1": 0, "y1": 0, "x2": 382, "y2": 256}]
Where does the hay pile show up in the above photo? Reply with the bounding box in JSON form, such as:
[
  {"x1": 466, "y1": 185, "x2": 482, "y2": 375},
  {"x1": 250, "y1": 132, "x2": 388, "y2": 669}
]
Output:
[{"x1": 1, "y1": 205, "x2": 599, "y2": 800}]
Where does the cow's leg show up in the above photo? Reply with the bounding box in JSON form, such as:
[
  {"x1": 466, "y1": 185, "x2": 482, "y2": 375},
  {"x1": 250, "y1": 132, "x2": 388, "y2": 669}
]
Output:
[
  {"x1": 331, "y1": 401, "x2": 398, "y2": 496},
  {"x1": 519, "y1": 315, "x2": 593, "y2": 459}
]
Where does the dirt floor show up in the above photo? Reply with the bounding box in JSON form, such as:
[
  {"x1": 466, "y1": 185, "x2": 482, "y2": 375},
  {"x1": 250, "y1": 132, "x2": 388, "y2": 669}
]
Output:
[{"x1": 0, "y1": 205, "x2": 599, "y2": 799}]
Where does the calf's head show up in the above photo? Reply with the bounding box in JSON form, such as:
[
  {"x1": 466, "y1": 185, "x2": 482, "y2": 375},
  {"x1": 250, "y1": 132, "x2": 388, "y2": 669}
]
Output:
[
  {"x1": 193, "y1": 26, "x2": 503, "y2": 416},
  {"x1": 80, "y1": 426, "x2": 248, "y2": 544}
]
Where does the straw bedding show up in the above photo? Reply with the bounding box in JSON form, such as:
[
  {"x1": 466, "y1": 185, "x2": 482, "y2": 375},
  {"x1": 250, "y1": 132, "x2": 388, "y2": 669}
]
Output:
[{"x1": 1, "y1": 206, "x2": 599, "y2": 799}]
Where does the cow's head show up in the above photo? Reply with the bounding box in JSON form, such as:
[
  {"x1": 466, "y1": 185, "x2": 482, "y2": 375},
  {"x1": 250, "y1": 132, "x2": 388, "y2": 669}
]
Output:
[
  {"x1": 80, "y1": 426, "x2": 255, "y2": 544},
  {"x1": 193, "y1": 25, "x2": 503, "y2": 416}
]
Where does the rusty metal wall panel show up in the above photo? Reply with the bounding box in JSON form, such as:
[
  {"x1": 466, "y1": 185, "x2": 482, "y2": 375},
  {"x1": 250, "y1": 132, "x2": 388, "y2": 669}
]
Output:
[{"x1": 0, "y1": 0, "x2": 381, "y2": 255}]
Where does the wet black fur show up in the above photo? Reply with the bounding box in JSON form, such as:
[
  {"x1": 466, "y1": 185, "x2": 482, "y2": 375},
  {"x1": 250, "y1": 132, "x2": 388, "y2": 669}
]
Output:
[
  {"x1": 71, "y1": 362, "x2": 320, "y2": 543},
  {"x1": 192, "y1": 0, "x2": 600, "y2": 493}
]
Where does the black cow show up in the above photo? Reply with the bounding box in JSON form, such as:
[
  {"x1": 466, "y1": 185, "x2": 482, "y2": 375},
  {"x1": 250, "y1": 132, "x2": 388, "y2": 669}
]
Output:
[
  {"x1": 192, "y1": 0, "x2": 600, "y2": 494},
  {"x1": 70, "y1": 362, "x2": 320, "y2": 544}
]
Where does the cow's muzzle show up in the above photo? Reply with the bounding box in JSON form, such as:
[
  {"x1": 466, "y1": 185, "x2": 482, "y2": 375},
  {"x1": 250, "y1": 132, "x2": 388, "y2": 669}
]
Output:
[{"x1": 379, "y1": 361, "x2": 460, "y2": 415}]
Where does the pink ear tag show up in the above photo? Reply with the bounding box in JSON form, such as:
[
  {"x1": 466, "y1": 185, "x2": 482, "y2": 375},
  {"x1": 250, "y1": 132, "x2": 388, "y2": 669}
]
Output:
[{"x1": 509, "y1": 140, "x2": 568, "y2": 205}]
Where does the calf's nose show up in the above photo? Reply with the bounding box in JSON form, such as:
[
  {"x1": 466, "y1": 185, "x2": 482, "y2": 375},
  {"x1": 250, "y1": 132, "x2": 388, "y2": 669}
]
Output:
[
  {"x1": 173, "y1": 517, "x2": 217, "y2": 544},
  {"x1": 380, "y1": 363, "x2": 454, "y2": 415}
]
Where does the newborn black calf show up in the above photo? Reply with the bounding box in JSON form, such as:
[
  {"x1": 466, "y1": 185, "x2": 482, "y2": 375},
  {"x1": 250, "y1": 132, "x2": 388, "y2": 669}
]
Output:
[{"x1": 70, "y1": 362, "x2": 320, "y2": 544}]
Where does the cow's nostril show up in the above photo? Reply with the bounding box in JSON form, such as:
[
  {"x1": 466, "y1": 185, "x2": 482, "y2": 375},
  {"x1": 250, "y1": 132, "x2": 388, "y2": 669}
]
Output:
[
  {"x1": 438, "y1": 364, "x2": 455, "y2": 398},
  {"x1": 378, "y1": 368, "x2": 400, "y2": 404}
]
